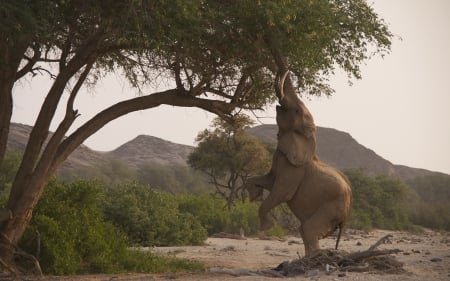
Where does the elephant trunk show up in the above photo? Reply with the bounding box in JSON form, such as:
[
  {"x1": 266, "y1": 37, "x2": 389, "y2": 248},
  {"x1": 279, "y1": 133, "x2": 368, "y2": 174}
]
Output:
[{"x1": 275, "y1": 70, "x2": 301, "y2": 108}]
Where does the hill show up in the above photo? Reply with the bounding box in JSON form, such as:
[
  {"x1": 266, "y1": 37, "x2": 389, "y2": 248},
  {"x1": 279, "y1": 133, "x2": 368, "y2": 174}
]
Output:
[
  {"x1": 107, "y1": 135, "x2": 194, "y2": 168},
  {"x1": 247, "y1": 125, "x2": 440, "y2": 181},
  {"x1": 6, "y1": 123, "x2": 446, "y2": 182}
]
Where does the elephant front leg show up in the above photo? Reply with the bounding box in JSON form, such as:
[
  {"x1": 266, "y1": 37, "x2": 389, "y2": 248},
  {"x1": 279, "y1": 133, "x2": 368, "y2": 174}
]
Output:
[
  {"x1": 245, "y1": 174, "x2": 274, "y2": 201},
  {"x1": 259, "y1": 197, "x2": 277, "y2": 230},
  {"x1": 259, "y1": 162, "x2": 305, "y2": 230}
]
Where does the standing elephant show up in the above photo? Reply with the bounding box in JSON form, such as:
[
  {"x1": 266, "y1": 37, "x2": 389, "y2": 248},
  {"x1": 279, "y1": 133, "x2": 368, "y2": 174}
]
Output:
[{"x1": 245, "y1": 70, "x2": 352, "y2": 256}]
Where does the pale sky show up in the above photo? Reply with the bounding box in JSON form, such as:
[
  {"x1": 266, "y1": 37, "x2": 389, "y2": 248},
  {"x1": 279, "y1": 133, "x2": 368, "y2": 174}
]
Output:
[{"x1": 11, "y1": 0, "x2": 450, "y2": 175}]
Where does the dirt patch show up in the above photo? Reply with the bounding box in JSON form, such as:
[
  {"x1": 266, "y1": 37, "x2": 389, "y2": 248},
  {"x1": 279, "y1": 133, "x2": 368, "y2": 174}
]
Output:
[
  {"x1": 4, "y1": 229, "x2": 449, "y2": 280},
  {"x1": 151, "y1": 229, "x2": 450, "y2": 280}
]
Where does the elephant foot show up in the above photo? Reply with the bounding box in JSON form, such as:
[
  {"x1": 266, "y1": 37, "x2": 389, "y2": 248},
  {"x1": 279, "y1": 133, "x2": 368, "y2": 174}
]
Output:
[{"x1": 304, "y1": 247, "x2": 321, "y2": 257}]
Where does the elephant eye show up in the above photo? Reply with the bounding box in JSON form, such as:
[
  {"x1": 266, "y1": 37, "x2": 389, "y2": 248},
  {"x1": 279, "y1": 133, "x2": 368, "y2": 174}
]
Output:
[{"x1": 295, "y1": 108, "x2": 300, "y2": 114}]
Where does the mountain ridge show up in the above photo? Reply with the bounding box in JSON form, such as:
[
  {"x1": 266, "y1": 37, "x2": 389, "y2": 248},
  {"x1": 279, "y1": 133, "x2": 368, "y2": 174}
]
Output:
[{"x1": 6, "y1": 122, "x2": 446, "y2": 181}]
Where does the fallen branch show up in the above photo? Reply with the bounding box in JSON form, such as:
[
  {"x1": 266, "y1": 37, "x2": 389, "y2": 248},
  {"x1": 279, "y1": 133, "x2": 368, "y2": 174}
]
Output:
[
  {"x1": 211, "y1": 232, "x2": 246, "y2": 240},
  {"x1": 209, "y1": 234, "x2": 405, "y2": 278},
  {"x1": 340, "y1": 234, "x2": 400, "y2": 265},
  {"x1": 368, "y1": 234, "x2": 393, "y2": 251},
  {"x1": 341, "y1": 248, "x2": 401, "y2": 265}
]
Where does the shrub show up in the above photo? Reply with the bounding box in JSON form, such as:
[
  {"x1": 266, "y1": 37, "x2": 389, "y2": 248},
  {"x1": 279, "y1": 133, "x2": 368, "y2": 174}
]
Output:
[
  {"x1": 103, "y1": 183, "x2": 208, "y2": 246},
  {"x1": 226, "y1": 200, "x2": 260, "y2": 236},
  {"x1": 408, "y1": 175, "x2": 450, "y2": 231},
  {"x1": 0, "y1": 150, "x2": 22, "y2": 205},
  {"x1": 176, "y1": 193, "x2": 229, "y2": 235},
  {"x1": 345, "y1": 170, "x2": 412, "y2": 230},
  {"x1": 177, "y1": 193, "x2": 287, "y2": 237},
  {"x1": 20, "y1": 179, "x2": 204, "y2": 275},
  {"x1": 21, "y1": 179, "x2": 128, "y2": 274}
]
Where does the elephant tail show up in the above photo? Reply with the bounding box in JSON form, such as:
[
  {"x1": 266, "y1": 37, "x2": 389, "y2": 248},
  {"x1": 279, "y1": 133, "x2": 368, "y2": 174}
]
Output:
[{"x1": 335, "y1": 223, "x2": 344, "y2": 250}]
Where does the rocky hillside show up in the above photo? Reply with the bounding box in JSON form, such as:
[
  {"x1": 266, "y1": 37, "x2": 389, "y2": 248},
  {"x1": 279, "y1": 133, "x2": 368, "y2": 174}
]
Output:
[
  {"x1": 7, "y1": 123, "x2": 107, "y2": 174},
  {"x1": 6, "y1": 123, "x2": 445, "y2": 181},
  {"x1": 107, "y1": 135, "x2": 194, "y2": 168},
  {"x1": 247, "y1": 125, "x2": 438, "y2": 180}
]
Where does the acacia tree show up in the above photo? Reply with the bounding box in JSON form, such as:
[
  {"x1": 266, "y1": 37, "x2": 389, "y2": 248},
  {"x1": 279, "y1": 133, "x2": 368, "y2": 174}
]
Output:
[
  {"x1": 188, "y1": 116, "x2": 271, "y2": 208},
  {"x1": 0, "y1": 0, "x2": 392, "y2": 272}
]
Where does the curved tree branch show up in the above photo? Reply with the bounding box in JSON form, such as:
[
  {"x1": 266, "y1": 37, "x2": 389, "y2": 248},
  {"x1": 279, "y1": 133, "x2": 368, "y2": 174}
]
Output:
[
  {"x1": 48, "y1": 89, "x2": 237, "y2": 174},
  {"x1": 34, "y1": 61, "x2": 94, "y2": 180}
]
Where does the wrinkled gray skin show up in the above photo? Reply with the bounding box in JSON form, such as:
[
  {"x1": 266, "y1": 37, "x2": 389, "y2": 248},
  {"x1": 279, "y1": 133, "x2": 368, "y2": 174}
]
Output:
[{"x1": 244, "y1": 71, "x2": 352, "y2": 256}]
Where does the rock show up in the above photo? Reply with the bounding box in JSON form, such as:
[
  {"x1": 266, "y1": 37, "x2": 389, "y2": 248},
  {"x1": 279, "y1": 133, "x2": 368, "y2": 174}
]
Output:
[{"x1": 430, "y1": 257, "x2": 442, "y2": 262}]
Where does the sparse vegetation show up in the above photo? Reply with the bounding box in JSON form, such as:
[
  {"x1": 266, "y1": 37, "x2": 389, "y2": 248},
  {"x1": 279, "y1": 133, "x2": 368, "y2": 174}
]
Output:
[
  {"x1": 18, "y1": 179, "x2": 204, "y2": 275},
  {"x1": 58, "y1": 160, "x2": 211, "y2": 194},
  {"x1": 345, "y1": 170, "x2": 412, "y2": 231},
  {"x1": 137, "y1": 164, "x2": 210, "y2": 194},
  {"x1": 1, "y1": 149, "x2": 449, "y2": 275},
  {"x1": 102, "y1": 182, "x2": 208, "y2": 247},
  {"x1": 407, "y1": 174, "x2": 450, "y2": 230},
  {"x1": 188, "y1": 116, "x2": 272, "y2": 208}
]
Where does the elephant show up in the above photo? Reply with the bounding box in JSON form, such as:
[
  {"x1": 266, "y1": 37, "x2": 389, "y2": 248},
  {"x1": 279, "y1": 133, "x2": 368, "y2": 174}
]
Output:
[{"x1": 244, "y1": 70, "x2": 352, "y2": 256}]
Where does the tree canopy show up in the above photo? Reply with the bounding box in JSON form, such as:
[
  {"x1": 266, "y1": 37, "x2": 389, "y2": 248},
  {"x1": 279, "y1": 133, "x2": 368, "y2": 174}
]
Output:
[
  {"x1": 188, "y1": 116, "x2": 271, "y2": 207},
  {"x1": 0, "y1": 0, "x2": 392, "y2": 272}
]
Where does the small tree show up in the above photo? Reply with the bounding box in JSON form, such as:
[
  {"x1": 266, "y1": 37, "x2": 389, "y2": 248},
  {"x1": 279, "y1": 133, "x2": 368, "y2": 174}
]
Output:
[{"x1": 188, "y1": 116, "x2": 271, "y2": 208}]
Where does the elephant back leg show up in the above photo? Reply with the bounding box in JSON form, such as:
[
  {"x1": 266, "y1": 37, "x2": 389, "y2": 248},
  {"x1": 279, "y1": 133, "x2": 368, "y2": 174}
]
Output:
[{"x1": 299, "y1": 203, "x2": 342, "y2": 256}]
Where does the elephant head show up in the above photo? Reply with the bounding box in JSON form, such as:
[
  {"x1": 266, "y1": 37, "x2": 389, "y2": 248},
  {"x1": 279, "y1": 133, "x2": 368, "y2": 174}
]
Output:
[{"x1": 275, "y1": 71, "x2": 317, "y2": 166}]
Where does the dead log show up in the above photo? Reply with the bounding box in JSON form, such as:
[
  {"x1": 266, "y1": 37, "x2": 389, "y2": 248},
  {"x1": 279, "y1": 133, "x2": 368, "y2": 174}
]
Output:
[
  {"x1": 339, "y1": 234, "x2": 400, "y2": 265},
  {"x1": 209, "y1": 234, "x2": 405, "y2": 278},
  {"x1": 339, "y1": 249, "x2": 401, "y2": 267},
  {"x1": 368, "y1": 234, "x2": 393, "y2": 251},
  {"x1": 211, "y1": 232, "x2": 246, "y2": 240}
]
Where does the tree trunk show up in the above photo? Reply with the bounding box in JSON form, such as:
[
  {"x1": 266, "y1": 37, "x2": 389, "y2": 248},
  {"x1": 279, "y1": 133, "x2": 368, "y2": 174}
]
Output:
[
  {"x1": 0, "y1": 174, "x2": 48, "y2": 273},
  {"x1": 0, "y1": 42, "x2": 31, "y2": 273},
  {"x1": 0, "y1": 77, "x2": 13, "y2": 165},
  {"x1": 0, "y1": 42, "x2": 28, "y2": 165},
  {"x1": 0, "y1": 86, "x2": 236, "y2": 273}
]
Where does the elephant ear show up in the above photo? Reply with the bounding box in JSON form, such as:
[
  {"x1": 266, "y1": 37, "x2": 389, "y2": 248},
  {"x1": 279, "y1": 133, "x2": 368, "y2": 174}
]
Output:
[{"x1": 277, "y1": 131, "x2": 315, "y2": 166}]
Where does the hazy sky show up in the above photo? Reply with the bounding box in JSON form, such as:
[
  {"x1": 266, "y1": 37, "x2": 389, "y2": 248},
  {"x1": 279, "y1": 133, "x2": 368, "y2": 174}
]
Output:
[{"x1": 12, "y1": 0, "x2": 450, "y2": 175}]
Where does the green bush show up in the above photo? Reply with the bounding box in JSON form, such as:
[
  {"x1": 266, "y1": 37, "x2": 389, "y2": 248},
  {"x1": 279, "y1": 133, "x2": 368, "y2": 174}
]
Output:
[
  {"x1": 20, "y1": 179, "x2": 204, "y2": 275},
  {"x1": 226, "y1": 200, "x2": 260, "y2": 236},
  {"x1": 407, "y1": 175, "x2": 450, "y2": 230},
  {"x1": 408, "y1": 201, "x2": 450, "y2": 231},
  {"x1": 137, "y1": 164, "x2": 210, "y2": 193},
  {"x1": 0, "y1": 150, "x2": 22, "y2": 205},
  {"x1": 103, "y1": 183, "x2": 208, "y2": 246},
  {"x1": 177, "y1": 193, "x2": 229, "y2": 235},
  {"x1": 345, "y1": 170, "x2": 412, "y2": 230},
  {"x1": 21, "y1": 179, "x2": 128, "y2": 274},
  {"x1": 177, "y1": 193, "x2": 286, "y2": 237}
]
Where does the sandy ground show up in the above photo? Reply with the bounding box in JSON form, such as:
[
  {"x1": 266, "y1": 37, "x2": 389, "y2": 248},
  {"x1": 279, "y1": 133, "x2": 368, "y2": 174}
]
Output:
[{"x1": 35, "y1": 229, "x2": 450, "y2": 281}]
